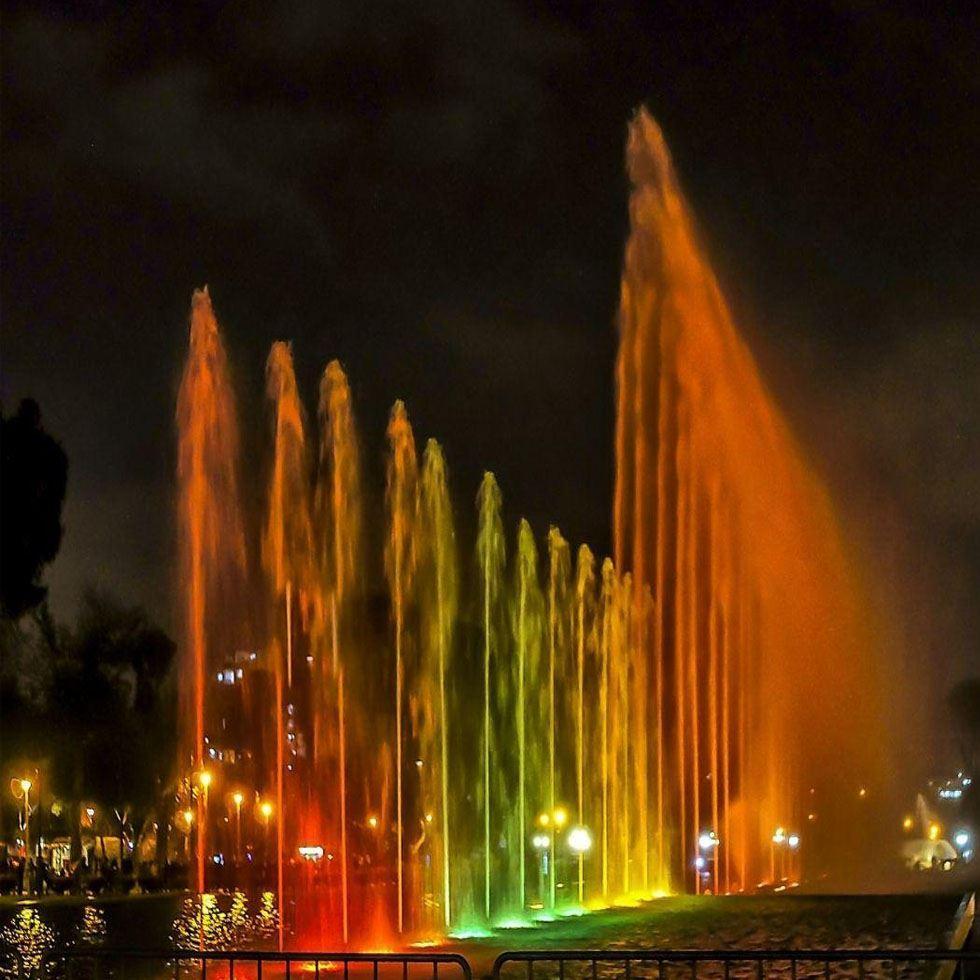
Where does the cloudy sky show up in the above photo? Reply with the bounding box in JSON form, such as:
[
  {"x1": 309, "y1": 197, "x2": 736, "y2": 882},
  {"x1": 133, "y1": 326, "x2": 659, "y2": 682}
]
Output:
[{"x1": 3, "y1": 2, "x2": 977, "y2": 699}]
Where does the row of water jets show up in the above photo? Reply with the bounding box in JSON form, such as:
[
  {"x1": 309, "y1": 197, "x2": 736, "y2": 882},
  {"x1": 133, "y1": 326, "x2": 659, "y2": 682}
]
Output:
[
  {"x1": 177, "y1": 109, "x2": 881, "y2": 947},
  {"x1": 178, "y1": 289, "x2": 666, "y2": 943}
]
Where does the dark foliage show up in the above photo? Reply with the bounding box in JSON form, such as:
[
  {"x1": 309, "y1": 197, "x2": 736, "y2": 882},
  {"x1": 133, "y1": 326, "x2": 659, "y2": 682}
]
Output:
[{"x1": 0, "y1": 399, "x2": 68, "y2": 619}]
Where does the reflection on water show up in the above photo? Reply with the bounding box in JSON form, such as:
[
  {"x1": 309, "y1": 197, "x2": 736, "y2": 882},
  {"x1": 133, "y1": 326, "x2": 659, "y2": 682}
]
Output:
[
  {"x1": 0, "y1": 890, "x2": 282, "y2": 973},
  {"x1": 78, "y1": 905, "x2": 107, "y2": 946},
  {"x1": 0, "y1": 893, "x2": 956, "y2": 975},
  {"x1": 171, "y1": 890, "x2": 280, "y2": 950},
  {"x1": 255, "y1": 891, "x2": 280, "y2": 942},
  {"x1": 0, "y1": 908, "x2": 57, "y2": 974}
]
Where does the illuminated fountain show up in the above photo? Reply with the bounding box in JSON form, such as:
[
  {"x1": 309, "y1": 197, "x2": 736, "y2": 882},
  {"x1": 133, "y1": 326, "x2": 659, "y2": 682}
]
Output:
[
  {"x1": 613, "y1": 108, "x2": 884, "y2": 894},
  {"x1": 174, "y1": 110, "x2": 882, "y2": 948}
]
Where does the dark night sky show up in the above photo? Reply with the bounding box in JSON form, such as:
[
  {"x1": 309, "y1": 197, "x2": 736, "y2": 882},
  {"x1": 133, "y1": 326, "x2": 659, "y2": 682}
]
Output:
[{"x1": 2, "y1": 3, "x2": 978, "y2": 697}]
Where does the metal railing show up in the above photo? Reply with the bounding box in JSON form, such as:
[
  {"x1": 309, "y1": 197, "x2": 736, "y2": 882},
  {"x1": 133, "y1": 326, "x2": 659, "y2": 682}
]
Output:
[
  {"x1": 12, "y1": 946, "x2": 978, "y2": 980},
  {"x1": 28, "y1": 950, "x2": 472, "y2": 980},
  {"x1": 491, "y1": 949, "x2": 980, "y2": 980}
]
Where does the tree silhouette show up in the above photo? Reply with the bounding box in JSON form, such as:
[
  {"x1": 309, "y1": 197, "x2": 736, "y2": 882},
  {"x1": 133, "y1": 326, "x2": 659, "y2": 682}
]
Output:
[
  {"x1": 46, "y1": 590, "x2": 177, "y2": 868},
  {"x1": 1, "y1": 399, "x2": 68, "y2": 619}
]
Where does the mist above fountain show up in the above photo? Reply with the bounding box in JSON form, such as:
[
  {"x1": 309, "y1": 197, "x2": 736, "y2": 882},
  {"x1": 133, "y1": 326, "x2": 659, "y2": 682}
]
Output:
[{"x1": 174, "y1": 109, "x2": 885, "y2": 949}]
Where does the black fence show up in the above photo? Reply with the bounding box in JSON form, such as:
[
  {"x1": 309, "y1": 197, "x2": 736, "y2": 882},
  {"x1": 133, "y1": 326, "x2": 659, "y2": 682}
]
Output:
[
  {"x1": 10, "y1": 949, "x2": 978, "y2": 980},
  {"x1": 490, "y1": 949, "x2": 980, "y2": 980},
  {"x1": 24, "y1": 951, "x2": 472, "y2": 980}
]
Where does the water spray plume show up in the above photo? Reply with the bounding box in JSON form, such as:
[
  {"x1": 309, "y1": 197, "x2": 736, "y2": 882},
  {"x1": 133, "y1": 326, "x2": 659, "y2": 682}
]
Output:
[
  {"x1": 418, "y1": 440, "x2": 458, "y2": 930},
  {"x1": 385, "y1": 400, "x2": 418, "y2": 934},
  {"x1": 263, "y1": 340, "x2": 314, "y2": 950},
  {"x1": 313, "y1": 358, "x2": 362, "y2": 945},
  {"x1": 613, "y1": 106, "x2": 885, "y2": 889},
  {"x1": 176, "y1": 287, "x2": 245, "y2": 896},
  {"x1": 476, "y1": 472, "x2": 505, "y2": 921}
]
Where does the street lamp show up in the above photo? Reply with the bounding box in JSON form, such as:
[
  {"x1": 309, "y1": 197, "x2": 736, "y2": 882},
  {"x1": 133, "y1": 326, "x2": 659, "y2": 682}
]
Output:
[
  {"x1": 232, "y1": 792, "x2": 244, "y2": 861},
  {"x1": 770, "y1": 827, "x2": 786, "y2": 882},
  {"x1": 257, "y1": 800, "x2": 273, "y2": 865},
  {"x1": 697, "y1": 830, "x2": 720, "y2": 894},
  {"x1": 532, "y1": 833, "x2": 550, "y2": 905},
  {"x1": 182, "y1": 808, "x2": 194, "y2": 859},
  {"x1": 10, "y1": 778, "x2": 33, "y2": 889},
  {"x1": 568, "y1": 826, "x2": 592, "y2": 854},
  {"x1": 567, "y1": 826, "x2": 592, "y2": 905}
]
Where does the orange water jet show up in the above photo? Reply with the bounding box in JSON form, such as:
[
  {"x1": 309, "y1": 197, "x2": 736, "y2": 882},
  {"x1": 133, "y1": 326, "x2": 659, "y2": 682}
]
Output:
[{"x1": 614, "y1": 108, "x2": 885, "y2": 890}]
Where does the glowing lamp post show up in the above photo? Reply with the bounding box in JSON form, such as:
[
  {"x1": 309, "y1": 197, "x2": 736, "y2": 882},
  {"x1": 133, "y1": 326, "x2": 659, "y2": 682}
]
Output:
[
  {"x1": 194, "y1": 770, "x2": 212, "y2": 886},
  {"x1": 697, "y1": 830, "x2": 719, "y2": 894},
  {"x1": 181, "y1": 807, "x2": 194, "y2": 859},
  {"x1": 770, "y1": 827, "x2": 786, "y2": 882},
  {"x1": 198, "y1": 770, "x2": 212, "y2": 834},
  {"x1": 567, "y1": 825, "x2": 592, "y2": 905},
  {"x1": 532, "y1": 832, "x2": 550, "y2": 904},
  {"x1": 10, "y1": 778, "x2": 33, "y2": 887},
  {"x1": 259, "y1": 800, "x2": 273, "y2": 864},
  {"x1": 232, "y1": 791, "x2": 244, "y2": 861},
  {"x1": 20, "y1": 779, "x2": 32, "y2": 860},
  {"x1": 551, "y1": 808, "x2": 567, "y2": 908}
]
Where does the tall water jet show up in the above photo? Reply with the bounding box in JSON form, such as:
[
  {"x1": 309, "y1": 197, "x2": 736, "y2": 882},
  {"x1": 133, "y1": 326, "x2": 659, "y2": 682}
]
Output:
[
  {"x1": 605, "y1": 568, "x2": 636, "y2": 899},
  {"x1": 613, "y1": 107, "x2": 884, "y2": 890},
  {"x1": 634, "y1": 583, "x2": 655, "y2": 891},
  {"x1": 546, "y1": 528, "x2": 571, "y2": 911},
  {"x1": 475, "y1": 473, "x2": 505, "y2": 921},
  {"x1": 511, "y1": 520, "x2": 545, "y2": 914},
  {"x1": 263, "y1": 341, "x2": 314, "y2": 949},
  {"x1": 572, "y1": 545, "x2": 595, "y2": 905},
  {"x1": 597, "y1": 558, "x2": 614, "y2": 898},
  {"x1": 176, "y1": 287, "x2": 246, "y2": 896},
  {"x1": 417, "y1": 439, "x2": 458, "y2": 930},
  {"x1": 314, "y1": 359, "x2": 362, "y2": 943},
  {"x1": 384, "y1": 401, "x2": 418, "y2": 934}
]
